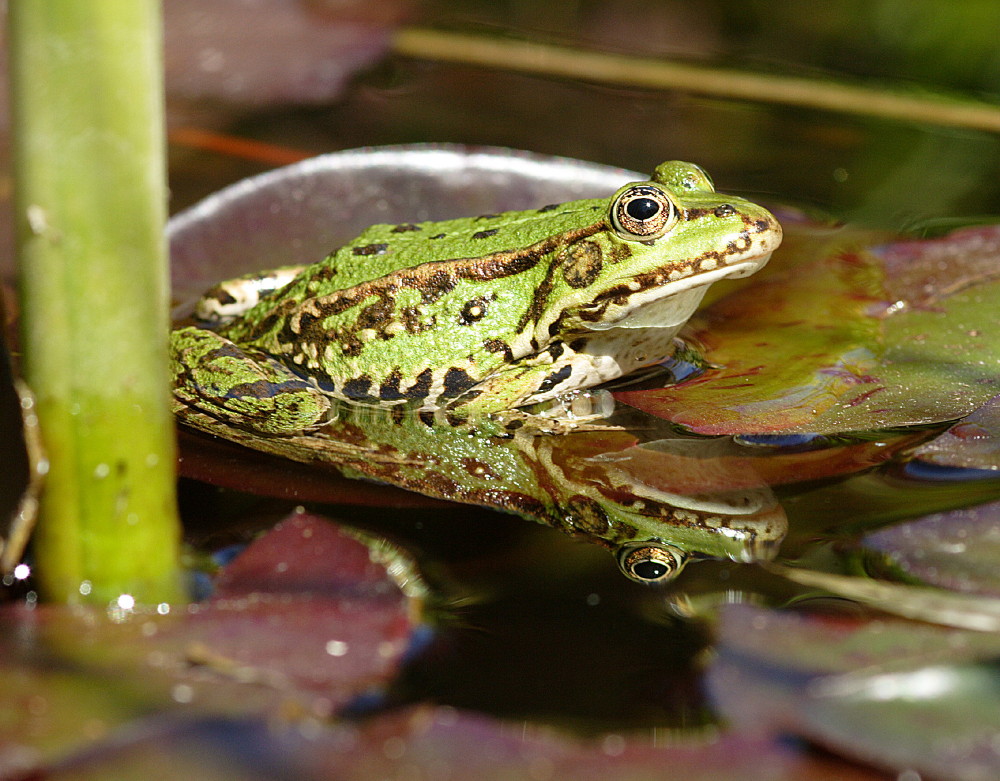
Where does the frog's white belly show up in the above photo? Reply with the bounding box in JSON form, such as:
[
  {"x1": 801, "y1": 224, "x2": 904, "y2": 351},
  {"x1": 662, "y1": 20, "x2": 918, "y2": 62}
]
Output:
[{"x1": 527, "y1": 324, "x2": 685, "y2": 405}]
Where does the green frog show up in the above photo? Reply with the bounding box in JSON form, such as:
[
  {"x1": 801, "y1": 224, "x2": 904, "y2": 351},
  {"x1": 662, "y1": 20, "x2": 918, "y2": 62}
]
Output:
[{"x1": 171, "y1": 161, "x2": 782, "y2": 434}]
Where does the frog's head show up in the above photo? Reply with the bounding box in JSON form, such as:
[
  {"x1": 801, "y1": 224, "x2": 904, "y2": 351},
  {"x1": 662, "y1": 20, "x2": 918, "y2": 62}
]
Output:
[{"x1": 549, "y1": 161, "x2": 782, "y2": 333}]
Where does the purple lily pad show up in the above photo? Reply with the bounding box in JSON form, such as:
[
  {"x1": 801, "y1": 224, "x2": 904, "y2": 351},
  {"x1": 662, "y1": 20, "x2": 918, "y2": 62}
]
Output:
[
  {"x1": 913, "y1": 394, "x2": 1000, "y2": 471},
  {"x1": 163, "y1": 0, "x2": 409, "y2": 108},
  {"x1": 864, "y1": 500, "x2": 1000, "y2": 597},
  {"x1": 0, "y1": 511, "x2": 419, "y2": 777},
  {"x1": 14, "y1": 705, "x2": 892, "y2": 781},
  {"x1": 709, "y1": 604, "x2": 1000, "y2": 780}
]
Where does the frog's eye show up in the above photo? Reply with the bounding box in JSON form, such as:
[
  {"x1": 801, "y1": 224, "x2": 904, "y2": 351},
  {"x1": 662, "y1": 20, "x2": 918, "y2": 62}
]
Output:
[
  {"x1": 611, "y1": 186, "x2": 676, "y2": 241},
  {"x1": 616, "y1": 542, "x2": 687, "y2": 584}
]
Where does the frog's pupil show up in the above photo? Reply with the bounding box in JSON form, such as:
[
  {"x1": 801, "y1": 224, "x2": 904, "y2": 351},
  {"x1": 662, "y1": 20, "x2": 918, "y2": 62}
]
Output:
[
  {"x1": 626, "y1": 197, "x2": 660, "y2": 222},
  {"x1": 632, "y1": 559, "x2": 669, "y2": 581}
]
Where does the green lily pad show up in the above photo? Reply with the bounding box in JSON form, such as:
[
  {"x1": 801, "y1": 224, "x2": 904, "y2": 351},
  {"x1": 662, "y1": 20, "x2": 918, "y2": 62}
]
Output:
[
  {"x1": 618, "y1": 222, "x2": 1000, "y2": 435},
  {"x1": 709, "y1": 604, "x2": 1000, "y2": 780}
]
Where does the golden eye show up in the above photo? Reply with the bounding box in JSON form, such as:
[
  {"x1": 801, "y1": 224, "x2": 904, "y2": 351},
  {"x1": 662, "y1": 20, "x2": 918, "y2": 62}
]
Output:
[
  {"x1": 616, "y1": 542, "x2": 687, "y2": 584},
  {"x1": 611, "y1": 185, "x2": 676, "y2": 240}
]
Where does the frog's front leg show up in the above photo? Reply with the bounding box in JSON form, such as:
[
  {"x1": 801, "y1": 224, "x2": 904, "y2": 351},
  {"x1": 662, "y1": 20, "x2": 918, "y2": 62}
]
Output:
[
  {"x1": 446, "y1": 343, "x2": 615, "y2": 429},
  {"x1": 170, "y1": 326, "x2": 331, "y2": 435}
]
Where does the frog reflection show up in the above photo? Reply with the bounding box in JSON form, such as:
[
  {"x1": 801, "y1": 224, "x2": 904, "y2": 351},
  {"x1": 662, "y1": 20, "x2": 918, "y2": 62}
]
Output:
[{"x1": 176, "y1": 397, "x2": 788, "y2": 584}]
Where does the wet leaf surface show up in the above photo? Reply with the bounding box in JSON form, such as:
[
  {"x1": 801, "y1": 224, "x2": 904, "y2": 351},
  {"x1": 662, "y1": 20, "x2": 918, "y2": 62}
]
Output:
[
  {"x1": 11, "y1": 706, "x2": 893, "y2": 781},
  {"x1": 708, "y1": 604, "x2": 1000, "y2": 781},
  {"x1": 913, "y1": 394, "x2": 1000, "y2": 472},
  {"x1": 0, "y1": 512, "x2": 418, "y2": 777},
  {"x1": 863, "y1": 499, "x2": 1000, "y2": 597},
  {"x1": 618, "y1": 222, "x2": 1000, "y2": 436}
]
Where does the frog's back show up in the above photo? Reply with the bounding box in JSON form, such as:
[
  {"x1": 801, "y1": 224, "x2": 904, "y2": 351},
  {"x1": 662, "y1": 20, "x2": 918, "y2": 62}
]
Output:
[{"x1": 305, "y1": 198, "x2": 605, "y2": 290}]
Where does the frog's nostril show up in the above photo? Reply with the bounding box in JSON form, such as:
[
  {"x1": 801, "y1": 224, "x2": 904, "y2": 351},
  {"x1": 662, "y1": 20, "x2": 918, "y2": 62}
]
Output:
[{"x1": 714, "y1": 204, "x2": 736, "y2": 218}]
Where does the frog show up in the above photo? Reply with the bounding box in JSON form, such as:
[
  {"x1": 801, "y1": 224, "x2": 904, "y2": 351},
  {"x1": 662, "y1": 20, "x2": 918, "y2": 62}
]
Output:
[{"x1": 170, "y1": 161, "x2": 782, "y2": 435}]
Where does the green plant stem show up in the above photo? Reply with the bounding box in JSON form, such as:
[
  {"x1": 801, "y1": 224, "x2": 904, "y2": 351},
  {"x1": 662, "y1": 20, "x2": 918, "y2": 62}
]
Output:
[
  {"x1": 393, "y1": 28, "x2": 1000, "y2": 134},
  {"x1": 10, "y1": 1, "x2": 184, "y2": 605}
]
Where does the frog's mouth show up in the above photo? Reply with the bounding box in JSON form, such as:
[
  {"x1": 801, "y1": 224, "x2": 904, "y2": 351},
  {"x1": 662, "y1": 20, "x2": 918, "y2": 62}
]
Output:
[{"x1": 584, "y1": 249, "x2": 774, "y2": 331}]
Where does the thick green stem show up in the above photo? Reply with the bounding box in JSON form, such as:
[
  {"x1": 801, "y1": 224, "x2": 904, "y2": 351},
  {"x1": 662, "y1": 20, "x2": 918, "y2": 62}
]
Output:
[{"x1": 10, "y1": 2, "x2": 184, "y2": 605}]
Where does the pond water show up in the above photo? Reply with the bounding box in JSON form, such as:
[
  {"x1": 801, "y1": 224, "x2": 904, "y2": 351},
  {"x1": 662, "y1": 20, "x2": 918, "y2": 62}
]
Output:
[{"x1": 6, "y1": 2, "x2": 1000, "y2": 778}]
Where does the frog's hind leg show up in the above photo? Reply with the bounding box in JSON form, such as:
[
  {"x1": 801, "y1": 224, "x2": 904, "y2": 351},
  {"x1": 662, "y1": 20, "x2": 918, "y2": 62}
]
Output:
[
  {"x1": 194, "y1": 265, "x2": 308, "y2": 324},
  {"x1": 170, "y1": 325, "x2": 331, "y2": 435}
]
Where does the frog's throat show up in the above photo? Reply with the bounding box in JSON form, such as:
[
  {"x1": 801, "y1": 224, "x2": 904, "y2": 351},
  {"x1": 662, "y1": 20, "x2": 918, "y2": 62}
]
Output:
[{"x1": 573, "y1": 249, "x2": 773, "y2": 333}]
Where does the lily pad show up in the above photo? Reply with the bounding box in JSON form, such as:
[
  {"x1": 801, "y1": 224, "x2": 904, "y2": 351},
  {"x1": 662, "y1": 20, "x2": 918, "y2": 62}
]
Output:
[
  {"x1": 913, "y1": 394, "x2": 1000, "y2": 471},
  {"x1": 11, "y1": 705, "x2": 892, "y2": 781},
  {"x1": 164, "y1": 0, "x2": 408, "y2": 107},
  {"x1": 863, "y1": 499, "x2": 1000, "y2": 597},
  {"x1": 618, "y1": 222, "x2": 1000, "y2": 435},
  {"x1": 0, "y1": 511, "x2": 419, "y2": 776},
  {"x1": 708, "y1": 604, "x2": 1000, "y2": 780}
]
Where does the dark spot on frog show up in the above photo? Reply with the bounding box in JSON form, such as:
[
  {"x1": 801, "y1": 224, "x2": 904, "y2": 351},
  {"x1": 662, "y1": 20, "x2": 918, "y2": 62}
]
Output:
[
  {"x1": 204, "y1": 285, "x2": 238, "y2": 306},
  {"x1": 547, "y1": 342, "x2": 565, "y2": 360},
  {"x1": 537, "y1": 364, "x2": 573, "y2": 393},
  {"x1": 683, "y1": 207, "x2": 716, "y2": 221},
  {"x1": 430, "y1": 233, "x2": 447, "y2": 240},
  {"x1": 477, "y1": 214, "x2": 502, "y2": 220},
  {"x1": 341, "y1": 335, "x2": 364, "y2": 358},
  {"x1": 444, "y1": 411, "x2": 466, "y2": 428},
  {"x1": 458, "y1": 296, "x2": 492, "y2": 325},
  {"x1": 472, "y1": 229, "x2": 500, "y2": 240},
  {"x1": 463, "y1": 458, "x2": 500, "y2": 481},
  {"x1": 417, "y1": 410, "x2": 436, "y2": 427},
  {"x1": 608, "y1": 244, "x2": 632, "y2": 264},
  {"x1": 565, "y1": 495, "x2": 610, "y2": 535},
  {"x1": 378, "y1": 369, "x2": 405, "y2": 401},
  {"x1": 416, "y1": 270, "x2": 457, "y2": 302},
  {"x1": 537, "y1": 203, "x2": 560, "y2": 213},
  {"x1": 561, "y1": 240, "x2": 603, "y2": 289},
  {"x1": 483, "y1": 338, "x2": 513, "y2": 361},
  {"x1": 227, "y1": 376, "x2": 312, "y2": 401},
  {"x1": 443, "y1": 367, "x2": 477, "y2": 398},
  {"x1": 342, "y1": 376, "x2": 375, "y2": 401},
  {"x1": 404, "y1": 368, "x2": 433, "y2": 400},
  {"x1": 357, "y1": 297, "x2": 394, "y2": 329},
  {"x1": 312, "y1": 374, "x2": 337, "y2": 393},
  {"x1": 755, "y1": 219, "x2": 770, "y2": 232},
  {"x1": 391, "y1": 223, "x2": 421, "y2": 233},
  {"x1": 569, "y1": 337, "x2": 588, "y2": 352},
  {"x1": 352, "y1": 243, "x2": 390, "y2": 256},
  {"x1": 714, "y1": 204, "x2": 736, "y2": 218},
  {"x1": 728, "y1": 233, "x2": 752, "y2": 253}
]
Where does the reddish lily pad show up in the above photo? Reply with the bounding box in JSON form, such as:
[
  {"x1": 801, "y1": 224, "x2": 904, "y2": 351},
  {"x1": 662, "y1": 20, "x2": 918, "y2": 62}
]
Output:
[
  {"x1": 0, "y1": 511, "x2": 420, "y2": 776},
  {"x1": 13, "y1": 705, "x2": 891, "y2": 781},
  {"x1": 164, "y1": 0, "x2": 409, "y2": 108},
  {"x1": 913, "y1": 394, "x2": 1000, "y2": 471},
  {"x1": 618, "y1": 222, "x2": 1000, "y2": 435},
  {"x1": 863, "y1": 499, "x2": 1000, "y2": 597},
  {"x1": 708, "y1": 604, "x2": 1000, "y2": 780}
]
